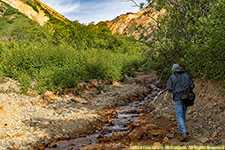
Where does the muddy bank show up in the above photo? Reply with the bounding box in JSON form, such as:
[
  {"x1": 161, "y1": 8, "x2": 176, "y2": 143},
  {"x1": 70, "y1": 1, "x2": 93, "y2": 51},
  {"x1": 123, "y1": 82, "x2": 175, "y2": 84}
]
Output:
[{"x1": 0, "y1": 73, "x2": 157, "y2": 149}]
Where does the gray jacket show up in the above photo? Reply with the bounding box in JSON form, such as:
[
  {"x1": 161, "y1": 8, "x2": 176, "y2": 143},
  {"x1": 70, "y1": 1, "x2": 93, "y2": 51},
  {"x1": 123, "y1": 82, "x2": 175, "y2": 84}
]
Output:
[{"x1": 166, "y1": 71, "x2": 195, "y2": 101}]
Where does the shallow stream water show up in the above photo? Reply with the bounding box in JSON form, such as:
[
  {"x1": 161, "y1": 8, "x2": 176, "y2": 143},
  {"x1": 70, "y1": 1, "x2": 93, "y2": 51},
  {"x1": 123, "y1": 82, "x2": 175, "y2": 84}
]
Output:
[{"x1": 45, "y1": 81, "x2": 161, "y2": 150}]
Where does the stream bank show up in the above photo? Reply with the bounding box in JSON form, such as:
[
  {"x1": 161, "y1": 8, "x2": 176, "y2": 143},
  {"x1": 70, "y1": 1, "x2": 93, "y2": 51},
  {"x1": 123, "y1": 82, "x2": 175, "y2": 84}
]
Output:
[
  {"x1": 0, "y1": 73, "x2": 157, "y2": 150},
  {"x1": 0, "y1": 72, "x2": 224, "y2": 149},
  {"x1": 44, "y1": 80, "x2": 162, "y2": 150},
  {"x1": 42, "y1": 78, "x2": 225, "y2": 150}
]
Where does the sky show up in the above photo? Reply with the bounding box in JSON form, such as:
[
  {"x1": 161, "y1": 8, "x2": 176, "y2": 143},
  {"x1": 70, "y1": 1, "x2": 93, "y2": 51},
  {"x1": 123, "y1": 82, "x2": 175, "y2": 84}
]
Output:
[{"x1": 40, "y1": 0, "x2": 146, "y2": 24}]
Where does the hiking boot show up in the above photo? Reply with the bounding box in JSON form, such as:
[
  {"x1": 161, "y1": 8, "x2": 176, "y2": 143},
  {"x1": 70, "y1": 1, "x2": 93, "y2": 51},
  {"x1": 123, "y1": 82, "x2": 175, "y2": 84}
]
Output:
[{"x1": 179, "y1": 132, "x2": 188, "y2": 142}]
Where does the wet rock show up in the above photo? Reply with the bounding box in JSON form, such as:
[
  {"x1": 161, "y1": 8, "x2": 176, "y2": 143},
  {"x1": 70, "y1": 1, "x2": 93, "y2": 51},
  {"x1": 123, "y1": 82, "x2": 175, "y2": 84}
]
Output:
[
  {"x1": 130, "y1": 122, "x2": 141, "y2": 129},
  {"x1": 112, "y1": 132, "x2": 124, "y2": 140},
  {"x1": 103, "y1": 135, "x2": 112, "y2": 142},
  {"x1": 112, "y1": 132, "x2": 121, "y2": 137}
]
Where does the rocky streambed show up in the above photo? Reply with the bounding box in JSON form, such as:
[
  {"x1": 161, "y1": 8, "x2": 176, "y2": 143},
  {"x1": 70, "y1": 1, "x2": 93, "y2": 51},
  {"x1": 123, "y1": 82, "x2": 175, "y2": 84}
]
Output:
[
  {"x1": 44, "y1": 81, "x2": 162, "y2": 150},
  {"x1": 0, "y1": 73, "x2": 157, "y2": 149},
  {"x1": 42, "y1": 78, "x2": 225, "y2": 150},
  {"x1": 0, "y1": 73, "x2": 224, "y2": 150}
]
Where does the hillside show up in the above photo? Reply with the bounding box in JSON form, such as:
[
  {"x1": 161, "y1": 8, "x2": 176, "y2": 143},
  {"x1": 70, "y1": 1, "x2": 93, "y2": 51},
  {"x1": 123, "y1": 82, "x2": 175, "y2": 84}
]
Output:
[
  {"x1": 0, "y1": 0, "x2": 146, "y2": 94},
  {"x1": 1, "y1": 0, "x2": 68, "y2": 25},
  {"x1": 100, "y1": 7, "x2": 165, "y2": 38}
]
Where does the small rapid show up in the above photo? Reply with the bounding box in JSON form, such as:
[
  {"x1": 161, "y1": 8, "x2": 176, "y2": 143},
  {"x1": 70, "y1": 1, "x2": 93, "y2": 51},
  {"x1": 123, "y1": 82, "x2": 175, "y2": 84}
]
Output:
[{"x1": 45, "y1": 81, "x2": 161, "y2": 150}]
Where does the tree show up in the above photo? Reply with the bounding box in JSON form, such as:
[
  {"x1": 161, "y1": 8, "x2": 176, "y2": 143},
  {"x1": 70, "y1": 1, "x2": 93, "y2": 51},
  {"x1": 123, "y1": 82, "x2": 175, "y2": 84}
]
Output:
[{"x1": 127, "y1": 0, "x2": 225, "y2": 80}]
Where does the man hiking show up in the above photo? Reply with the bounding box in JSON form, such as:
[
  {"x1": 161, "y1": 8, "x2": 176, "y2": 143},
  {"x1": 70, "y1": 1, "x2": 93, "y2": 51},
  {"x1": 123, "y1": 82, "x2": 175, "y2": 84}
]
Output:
[{"x1": 166, "y1": 64, "x2": 195, "y2": 142}]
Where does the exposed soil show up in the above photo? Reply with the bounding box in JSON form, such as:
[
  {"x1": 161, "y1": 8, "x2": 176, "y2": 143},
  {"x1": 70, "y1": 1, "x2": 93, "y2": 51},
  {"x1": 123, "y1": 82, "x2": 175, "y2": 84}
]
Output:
[{"x1": 0, "y1": 73, "x2": 224, "y2": 150}]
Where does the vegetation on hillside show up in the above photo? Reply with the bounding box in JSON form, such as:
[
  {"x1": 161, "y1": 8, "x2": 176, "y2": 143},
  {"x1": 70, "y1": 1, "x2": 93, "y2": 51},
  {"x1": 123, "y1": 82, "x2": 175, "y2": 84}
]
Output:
[
  {"x1": 132, "y1": 0, "x2": 225, "y2": 81},
  {"x1": 1, "y1": 0, "x2": 224, "y2": 94},
  {"x1": 0, "y1": 1, "x2": 145, "y2": 94}
]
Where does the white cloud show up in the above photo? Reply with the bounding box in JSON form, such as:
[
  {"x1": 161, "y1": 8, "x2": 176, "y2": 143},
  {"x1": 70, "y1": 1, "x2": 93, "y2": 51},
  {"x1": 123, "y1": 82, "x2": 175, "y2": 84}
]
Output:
[
  {"x1": 41, "y1": 0, "x2": 80, "y2": 14},
  {"x1": 40, "y1": 0, "x2": 146, "y2": 24}
]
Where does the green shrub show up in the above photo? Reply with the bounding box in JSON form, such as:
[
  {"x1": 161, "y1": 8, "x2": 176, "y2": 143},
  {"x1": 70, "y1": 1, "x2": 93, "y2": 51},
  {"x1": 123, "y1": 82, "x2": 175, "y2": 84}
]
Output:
[
  {"x1": 0, "y1": 39, "x2": 143, "y2": 93},
  {"x1": 140, "y1": 0, "x2": 225, "y2": 81},
  {"x1": 0, "y1": 4, "x2": 145, "y2": 94}
]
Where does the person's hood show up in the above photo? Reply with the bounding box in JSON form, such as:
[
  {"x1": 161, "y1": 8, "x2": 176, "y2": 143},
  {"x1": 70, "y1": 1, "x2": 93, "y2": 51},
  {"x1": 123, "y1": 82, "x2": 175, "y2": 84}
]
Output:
[{"x1": 172, "y1": 64, "x2": 182, "y2": 73}]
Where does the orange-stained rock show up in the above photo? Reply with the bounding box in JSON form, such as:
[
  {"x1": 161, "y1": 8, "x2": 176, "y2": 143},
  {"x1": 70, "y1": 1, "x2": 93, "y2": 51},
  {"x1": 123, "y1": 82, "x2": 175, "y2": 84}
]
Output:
[
  {"x1": 210, "y1": 132, "x2": 217, "y2": 140},
  {"x1": 151, "y1": 130, "x2": 163, "y2": 136},
  {"x1": 162, "y1": 137, "x2": 169, "y2": 144},
  {"x1": 128, "y1": 126, "x2": 148, "y2": 140}
]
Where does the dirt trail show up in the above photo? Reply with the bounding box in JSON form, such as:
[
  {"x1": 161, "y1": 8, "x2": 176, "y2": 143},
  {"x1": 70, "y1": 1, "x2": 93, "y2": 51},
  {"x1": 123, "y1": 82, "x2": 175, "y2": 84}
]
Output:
[{"x1": 0, "y1": 73, "x2": 224, "y2": 149}]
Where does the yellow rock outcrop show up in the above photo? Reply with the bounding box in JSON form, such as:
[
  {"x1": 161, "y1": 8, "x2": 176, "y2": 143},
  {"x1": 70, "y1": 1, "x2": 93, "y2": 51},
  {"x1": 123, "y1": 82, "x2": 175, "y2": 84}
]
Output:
[
  {"x1": 102, "y1": 7, "x2": 165, "y2": 38},
  {"x1": 1, "y1": 0, "x2": 68, "y2": 26},
  {"x1": 2, "y1": 0, "x2": 49, "y2": 26}
]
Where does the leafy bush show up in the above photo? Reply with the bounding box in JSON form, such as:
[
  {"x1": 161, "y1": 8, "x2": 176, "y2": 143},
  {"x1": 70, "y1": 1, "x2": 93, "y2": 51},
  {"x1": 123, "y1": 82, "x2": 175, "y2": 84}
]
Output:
[
  {"x1": 0, "y1": 15, "x2": 143, "y2": 94},
  {"x1": 139, "y1": 0, "x2": 225, "y2": 81},
  {"x1": 0, "y1": 39, "x2": 142, "y2": 93},
  {"x1": 0, "y1": 2, "x2": 145, "y2": 94}
]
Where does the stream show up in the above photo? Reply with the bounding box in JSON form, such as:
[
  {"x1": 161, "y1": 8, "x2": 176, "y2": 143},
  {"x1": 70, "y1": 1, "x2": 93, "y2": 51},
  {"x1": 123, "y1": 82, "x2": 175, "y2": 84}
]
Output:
[{"x1": 45, "y1": 81, "x2": 161, "y2": 150}]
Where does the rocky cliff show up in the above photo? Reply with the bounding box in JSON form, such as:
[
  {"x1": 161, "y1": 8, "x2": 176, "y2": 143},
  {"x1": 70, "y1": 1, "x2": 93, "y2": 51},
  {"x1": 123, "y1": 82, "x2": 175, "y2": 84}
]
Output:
[
  {"x1": 102, "y1": 7, "x2": 165, "y2": 38},
  {"x1": 1, "y1": 0, "x2": 68, "y2": 26}
]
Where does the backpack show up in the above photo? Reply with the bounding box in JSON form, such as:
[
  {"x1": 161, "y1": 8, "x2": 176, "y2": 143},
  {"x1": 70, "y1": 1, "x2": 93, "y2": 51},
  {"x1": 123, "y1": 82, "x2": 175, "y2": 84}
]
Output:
[
  {"x1": 174, "y1": 74, "x2": 195, "y2": 106},
  {"x1": 181, "y1": 89, "x2": 195, "y2": 106}
]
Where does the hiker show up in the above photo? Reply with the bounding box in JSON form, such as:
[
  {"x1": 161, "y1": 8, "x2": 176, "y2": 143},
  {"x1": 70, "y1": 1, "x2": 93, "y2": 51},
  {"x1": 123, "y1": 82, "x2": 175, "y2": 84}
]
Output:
[{"x1": 166, "y1": 64, "x2": 195, "y2": 141}]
